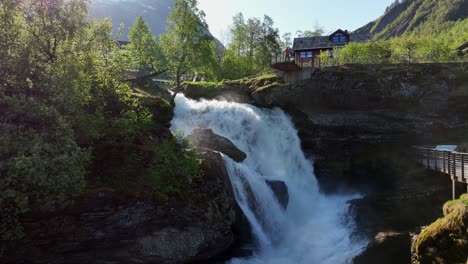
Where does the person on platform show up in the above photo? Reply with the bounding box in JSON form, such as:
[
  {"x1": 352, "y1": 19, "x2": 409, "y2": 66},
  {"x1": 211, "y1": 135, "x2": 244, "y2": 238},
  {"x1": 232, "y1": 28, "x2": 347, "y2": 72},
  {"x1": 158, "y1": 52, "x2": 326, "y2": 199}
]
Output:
[{"x1": 284, "y1": 47, "x2": 292, "y2": 60}]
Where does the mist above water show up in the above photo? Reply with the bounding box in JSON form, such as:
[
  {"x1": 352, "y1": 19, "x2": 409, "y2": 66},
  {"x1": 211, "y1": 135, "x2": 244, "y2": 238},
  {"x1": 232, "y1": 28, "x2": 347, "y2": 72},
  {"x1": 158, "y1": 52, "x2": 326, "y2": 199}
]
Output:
[{"x1": 171, "y1": 94, "x2": 366, "y2": 264}]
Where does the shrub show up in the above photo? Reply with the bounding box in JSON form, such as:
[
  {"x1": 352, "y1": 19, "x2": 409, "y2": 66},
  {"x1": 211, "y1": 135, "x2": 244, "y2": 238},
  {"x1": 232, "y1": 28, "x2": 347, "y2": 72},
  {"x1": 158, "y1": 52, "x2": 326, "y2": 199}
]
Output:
[
  {"x1": 0, "y1": 96, "x2": 90, "y2": 240},
  {"x1": 147, "y1": 137, "x2": 202, "y2": 199}
]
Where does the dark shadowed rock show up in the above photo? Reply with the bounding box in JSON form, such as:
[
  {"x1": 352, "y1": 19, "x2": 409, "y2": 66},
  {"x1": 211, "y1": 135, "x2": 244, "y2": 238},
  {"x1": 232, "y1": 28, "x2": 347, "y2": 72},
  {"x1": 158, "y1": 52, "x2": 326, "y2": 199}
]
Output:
[
  {"x1": 353, "y1": 232, "x2": 411, "y2": 264},
  {"x1": 266, "y1": 180, "x2": 289, "y2": 209},
  {"x1": 0, "y1": 150, "x2": 239, "y2": 264},
  {"x1": 187, "y1": 128, "x2": 247, "y2": 162},
  {"x1": 197, "y1": 148, "x2": 254, "y2": 257}
]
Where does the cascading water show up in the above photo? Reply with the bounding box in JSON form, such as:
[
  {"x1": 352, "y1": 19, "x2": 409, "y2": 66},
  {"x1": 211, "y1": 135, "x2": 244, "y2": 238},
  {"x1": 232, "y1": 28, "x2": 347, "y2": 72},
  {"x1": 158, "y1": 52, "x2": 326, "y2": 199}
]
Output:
[{"x1": 171, "y1": 94, "x2": 366, "y2": 264}]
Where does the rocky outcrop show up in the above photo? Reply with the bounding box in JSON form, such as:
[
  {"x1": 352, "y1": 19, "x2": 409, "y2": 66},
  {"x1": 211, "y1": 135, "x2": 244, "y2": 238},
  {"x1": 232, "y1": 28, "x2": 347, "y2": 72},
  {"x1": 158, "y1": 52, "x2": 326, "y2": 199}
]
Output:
[
  {"x1": 179, "y1": 63, "x2": 468, "y2": 261},
  {"x1": 177, "y1": 74, "x2": 283, "y2": 103},
  {"x1": 266, "y1": 180, "x2": 289, "y2": 209},
  {"x1": 0, "y1": 150, "x2": 238, "y2": 264},
  {"x1": 411, "y1": 194, "x2": 468, "y2": 264},
  {"x1": 186, "y1": 128, "x2": 247, "y2": 162},
  {"x1": 354, "y1": 232, "x2": 412, "y2": 264}
]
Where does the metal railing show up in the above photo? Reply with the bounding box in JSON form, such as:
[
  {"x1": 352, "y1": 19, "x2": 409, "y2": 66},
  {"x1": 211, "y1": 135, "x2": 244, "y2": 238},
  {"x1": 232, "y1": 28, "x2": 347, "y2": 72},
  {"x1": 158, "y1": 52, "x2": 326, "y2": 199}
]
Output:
[
  {"x1": 271, "y1": 53, "x2": 322, "y2": 69},
  {"x1": 415, "y1": 146, "x2": 468, "y2": 179},
  {"x1": 414, "y1": 146, "x2": 468, "y2": 199},
  {"x1": 271, "y1": 53, "x2": 296, "y2": 65}
]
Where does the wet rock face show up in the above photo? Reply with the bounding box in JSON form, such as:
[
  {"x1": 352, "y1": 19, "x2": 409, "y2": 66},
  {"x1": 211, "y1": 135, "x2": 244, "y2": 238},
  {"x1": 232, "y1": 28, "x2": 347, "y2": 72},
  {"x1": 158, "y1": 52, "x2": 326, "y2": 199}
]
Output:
[
  {"x1": 354, "y1": 232, "x2": 412, "y2": 264},
  {"x1": 265, "y1": 180, "x2": 289, "y2": 209},
  {"x1": 186, "y1": 128, "x2": 247, "y2": 162},
  {"x1": 1, "y1": 150, "x2": 238, "y2": 264}
]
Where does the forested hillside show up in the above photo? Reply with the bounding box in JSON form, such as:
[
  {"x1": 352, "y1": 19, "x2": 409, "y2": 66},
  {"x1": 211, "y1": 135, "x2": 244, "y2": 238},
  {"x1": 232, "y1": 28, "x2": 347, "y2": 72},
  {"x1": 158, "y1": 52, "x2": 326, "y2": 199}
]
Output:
[
  {"x1": 354, "y1": 0, "x2": 468, "y2": 39},
  {"x1": 0, "y1": 0, "x2": 203, "y2": 240}
]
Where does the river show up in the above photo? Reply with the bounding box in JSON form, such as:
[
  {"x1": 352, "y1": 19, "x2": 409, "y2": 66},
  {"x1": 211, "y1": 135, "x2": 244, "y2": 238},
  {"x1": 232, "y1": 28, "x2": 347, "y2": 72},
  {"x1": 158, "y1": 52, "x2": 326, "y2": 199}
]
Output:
[{"x1": 171, "y1": 94, "x2": 366, "y2": 264}]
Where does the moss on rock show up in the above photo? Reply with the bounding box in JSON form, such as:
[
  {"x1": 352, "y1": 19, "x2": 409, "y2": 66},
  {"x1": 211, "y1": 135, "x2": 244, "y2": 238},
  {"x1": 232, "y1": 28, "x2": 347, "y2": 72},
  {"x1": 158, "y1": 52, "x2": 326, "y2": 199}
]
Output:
[
  {"x1": 178, "y1": 73, "x2": 285, "y2": 100},
  {"x1": 413, "y1": 194, "x2": 468, "y2": 264}
]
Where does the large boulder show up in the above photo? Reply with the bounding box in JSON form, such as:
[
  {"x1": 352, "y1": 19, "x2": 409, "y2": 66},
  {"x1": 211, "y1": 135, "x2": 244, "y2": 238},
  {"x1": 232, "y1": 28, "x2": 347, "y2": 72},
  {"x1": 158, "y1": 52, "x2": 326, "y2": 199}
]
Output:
[
  {"x1": 265, "y1": 180, "x2": 289, "y2": 209},
  {"x1": 353, "y1": 232, "x2": 411, "y2": 264},
  {"x1": 0, "y1": 150, "x2": 239, "y2": 264},
  {"x1": 186, "y1": 128, "x2": 247, "y2": 162},
  {"x1": 411, "y1": 194, "x2": 468, "y2": 264},
  {"x1": 196, "y1": 148, "x2": 253, "y2": 256}
]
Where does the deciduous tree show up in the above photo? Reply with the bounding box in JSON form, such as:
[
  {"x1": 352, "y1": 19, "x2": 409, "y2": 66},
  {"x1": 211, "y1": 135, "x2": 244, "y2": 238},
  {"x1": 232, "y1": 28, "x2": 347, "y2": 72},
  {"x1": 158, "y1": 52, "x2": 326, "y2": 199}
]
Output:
[{"x1": 159, "y1": 0, "x2": 215, "y2": 90}]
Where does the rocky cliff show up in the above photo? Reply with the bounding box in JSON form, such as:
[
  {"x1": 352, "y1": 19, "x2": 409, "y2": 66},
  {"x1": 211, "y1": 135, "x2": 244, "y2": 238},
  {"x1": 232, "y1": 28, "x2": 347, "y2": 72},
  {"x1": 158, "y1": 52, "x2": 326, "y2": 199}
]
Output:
[
  {"x1": 0, "y1": 83, "x2": 252, "y2": 264},
  {"x1": 180, "y1": 63, "x2": 468, "y2": 262},
  {"x1": 0, "y1": 148, "x2": 238, "y2": 264}
]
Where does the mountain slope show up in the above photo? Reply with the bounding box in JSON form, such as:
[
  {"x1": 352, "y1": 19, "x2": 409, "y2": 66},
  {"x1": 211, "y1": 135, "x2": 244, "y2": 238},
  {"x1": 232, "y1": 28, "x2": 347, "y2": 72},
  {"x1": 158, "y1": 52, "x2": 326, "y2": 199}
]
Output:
[
  {"x1": 354, "y1": 0, "x2": 468, "y2": 39},
  {"x1": 89, "y1": 0, "x2": 223, "y2": 48},
  {"x1": 89, "y1": 0, "x2": 176, "y2": 40}
]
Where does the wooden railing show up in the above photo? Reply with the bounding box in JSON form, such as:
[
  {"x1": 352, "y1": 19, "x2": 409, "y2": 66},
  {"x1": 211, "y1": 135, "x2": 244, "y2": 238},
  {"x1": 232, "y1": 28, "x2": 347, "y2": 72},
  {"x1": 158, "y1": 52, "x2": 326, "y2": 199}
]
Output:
[{"x1": 414, "y1": 146, "x2": 468, "y2": 199}]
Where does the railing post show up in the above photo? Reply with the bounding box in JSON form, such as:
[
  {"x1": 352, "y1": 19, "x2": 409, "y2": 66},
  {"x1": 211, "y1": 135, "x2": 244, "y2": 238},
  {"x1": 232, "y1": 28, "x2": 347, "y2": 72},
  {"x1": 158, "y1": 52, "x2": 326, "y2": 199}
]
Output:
[
  {"x1": 462, "y1": 154, "x2": 465, "y2": 180},
  {"x1": 448, "y1": 152, "x2": 452, "y2": 175},
  {"x1": 443, "y1": 151, "x2": 446, "y2": 173},
  {"x1": 426, "y1": 149, "x2": 430, "y2": 168},
  {"x1": 434, "y1": 149, "x2": 438, "y2": 170},
  {"x1": 452, "y1": 178, "x2": 456, "y2": 200},
  {"x1": 453, "y1": 152, "x2": 456, "y2": 178},
  {"x1": 461, "y1": 154, "x2": 465, "y2": 180}
]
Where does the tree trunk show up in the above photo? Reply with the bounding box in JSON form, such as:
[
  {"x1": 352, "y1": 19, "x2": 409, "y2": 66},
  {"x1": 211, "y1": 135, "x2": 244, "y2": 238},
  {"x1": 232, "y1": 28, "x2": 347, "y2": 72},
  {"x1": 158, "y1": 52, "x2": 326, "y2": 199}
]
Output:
[{"x1": 170, "y1": 71, "x2": 181, "y2": 107}]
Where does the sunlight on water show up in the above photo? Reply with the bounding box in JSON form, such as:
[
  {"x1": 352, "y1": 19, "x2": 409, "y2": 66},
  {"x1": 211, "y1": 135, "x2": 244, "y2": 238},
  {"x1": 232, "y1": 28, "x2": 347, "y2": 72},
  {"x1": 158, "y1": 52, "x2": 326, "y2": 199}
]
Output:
[{"x1": 171, "y1": 94, "x2": 366, "y2": 264}]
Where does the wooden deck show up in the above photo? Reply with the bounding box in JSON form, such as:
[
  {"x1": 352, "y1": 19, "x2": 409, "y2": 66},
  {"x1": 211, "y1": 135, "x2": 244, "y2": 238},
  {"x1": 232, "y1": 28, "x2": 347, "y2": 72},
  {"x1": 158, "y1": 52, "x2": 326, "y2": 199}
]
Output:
[
  {"x1": 415, "y1": 146, "x2": 468, "y2": 199},
  {"x1": 270, "y1": 54, "x2": 302, "y2": 72}
]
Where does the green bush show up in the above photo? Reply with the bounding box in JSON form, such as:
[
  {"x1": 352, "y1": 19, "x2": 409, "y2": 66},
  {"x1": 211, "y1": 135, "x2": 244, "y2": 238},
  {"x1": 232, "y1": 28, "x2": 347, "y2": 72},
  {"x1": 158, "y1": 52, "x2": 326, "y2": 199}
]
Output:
[
  {"x1": 0, "y1": 96, "x2": 90, "y2": 240},
  {"x1": 147, "y1": 137, "x2": 202, "y2": 199},
  {"x1": 413, "y1": 194, "x2": 468, "y2": 264}
]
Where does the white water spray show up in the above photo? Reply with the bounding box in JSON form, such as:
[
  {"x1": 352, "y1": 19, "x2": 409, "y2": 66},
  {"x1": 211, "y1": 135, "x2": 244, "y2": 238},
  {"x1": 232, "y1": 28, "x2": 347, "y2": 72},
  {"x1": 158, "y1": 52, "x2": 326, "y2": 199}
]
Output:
[{"x1": 171, "y1": 94, "x2": 366, "y2": 264}]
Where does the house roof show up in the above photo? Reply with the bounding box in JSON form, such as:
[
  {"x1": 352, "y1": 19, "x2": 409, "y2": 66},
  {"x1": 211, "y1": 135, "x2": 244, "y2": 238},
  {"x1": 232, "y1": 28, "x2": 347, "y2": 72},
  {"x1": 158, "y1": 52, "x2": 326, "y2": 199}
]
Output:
[
  {"x1": 293, "y1": 36, "x2": 329, "y2": 50},
  {"x1": 292, "y1": 31, "x2": 373, "y2": 51}
]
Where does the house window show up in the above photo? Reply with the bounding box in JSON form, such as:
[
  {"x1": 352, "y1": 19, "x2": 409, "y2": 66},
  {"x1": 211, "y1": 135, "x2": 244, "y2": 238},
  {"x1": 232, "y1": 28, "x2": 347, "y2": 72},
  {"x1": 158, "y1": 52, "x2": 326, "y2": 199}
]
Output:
[
  {"x1": 300, "y1": 51, "x2": 313, "y2": 58},
  {"x1": 332, "y1": 33, "x2": 347, "y2": 43}
]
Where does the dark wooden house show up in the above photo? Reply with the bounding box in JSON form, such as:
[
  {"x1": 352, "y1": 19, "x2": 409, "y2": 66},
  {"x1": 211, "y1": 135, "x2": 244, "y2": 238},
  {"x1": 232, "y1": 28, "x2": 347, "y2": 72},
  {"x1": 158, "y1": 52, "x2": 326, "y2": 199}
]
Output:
[{"x1": 271, "y1": 29, "x2": 373, "y2": 73}]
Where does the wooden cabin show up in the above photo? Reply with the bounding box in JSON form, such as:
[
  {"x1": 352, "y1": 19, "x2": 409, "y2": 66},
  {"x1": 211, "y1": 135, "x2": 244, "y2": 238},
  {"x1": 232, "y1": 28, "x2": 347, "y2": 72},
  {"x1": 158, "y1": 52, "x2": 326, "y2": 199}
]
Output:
[{"x1": 271, "y1": 29, "x2": 373, "y2": 77}]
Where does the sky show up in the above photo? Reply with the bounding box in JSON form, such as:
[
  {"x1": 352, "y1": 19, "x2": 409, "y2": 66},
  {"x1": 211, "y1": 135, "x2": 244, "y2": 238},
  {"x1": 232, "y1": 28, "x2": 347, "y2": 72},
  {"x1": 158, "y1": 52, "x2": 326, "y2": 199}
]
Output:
[{"x1": 198, "y1": 0, "x2": 395, "y2": 44}]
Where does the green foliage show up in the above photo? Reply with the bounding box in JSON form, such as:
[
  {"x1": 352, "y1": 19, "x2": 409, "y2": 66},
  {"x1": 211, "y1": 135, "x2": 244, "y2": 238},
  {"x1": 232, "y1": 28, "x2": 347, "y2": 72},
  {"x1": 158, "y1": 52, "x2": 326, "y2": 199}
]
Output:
[
  {"x1": 413, "y1": 194, "x2": 468, "y2": 264},
  {"x1": 159, "y1": 0, "x2": 218, "y2": 87},
  {"x1": 147, "y1": 137, "x2": 202, "y2": 199},
  {"x1": 320, "y1": 25, "x2": 466, "y2": 67},
  {"x1": 0, "y1": 0, "x2": 179, "y2": 241},
  {"x1": 126, "y1": 16, "x2": 164, "y2": 73},
  {"x1": 180, "y1": 73, "x2": 281, "y2": 98},
  {"x1": 359, "y1": 0, "x2": 468, "y2": 40},
  {"x1": 219, "y1": 13, "x2": 280, "y2": 80}
]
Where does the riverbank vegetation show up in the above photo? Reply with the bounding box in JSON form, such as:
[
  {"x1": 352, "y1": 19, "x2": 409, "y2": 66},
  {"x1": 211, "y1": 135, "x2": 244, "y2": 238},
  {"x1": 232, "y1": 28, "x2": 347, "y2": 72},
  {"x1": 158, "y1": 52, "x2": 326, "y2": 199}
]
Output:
[
  {"x1": 314, "y1": 0, "x2": 468, "y2": 66},
  {"x1": 413, "y1": 194, "x2": 468, "y2": 264},
  {"x1": 1, "y1": 0, "x2": 467, "y2": 243},
  {"x1": 0, "y1": 0, "x2": 201, "y2": 240},
  {"x1": 318, "y1": 19, "x2": 468, "y2": 66}
]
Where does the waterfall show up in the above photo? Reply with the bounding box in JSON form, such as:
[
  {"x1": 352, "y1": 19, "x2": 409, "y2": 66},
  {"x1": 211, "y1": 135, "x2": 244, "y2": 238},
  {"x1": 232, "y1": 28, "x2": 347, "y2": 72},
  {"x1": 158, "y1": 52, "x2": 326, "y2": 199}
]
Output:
[{"x1": 171, "y1": 94, "x2": 366, "y2": 264}]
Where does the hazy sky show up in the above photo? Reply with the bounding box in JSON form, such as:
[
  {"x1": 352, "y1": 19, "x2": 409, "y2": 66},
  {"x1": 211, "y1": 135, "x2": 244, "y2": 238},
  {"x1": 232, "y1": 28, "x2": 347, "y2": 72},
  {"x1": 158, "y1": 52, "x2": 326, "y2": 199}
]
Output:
[{"x1": 198, "y1": 0, "x2": 395, "y2": 43}]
